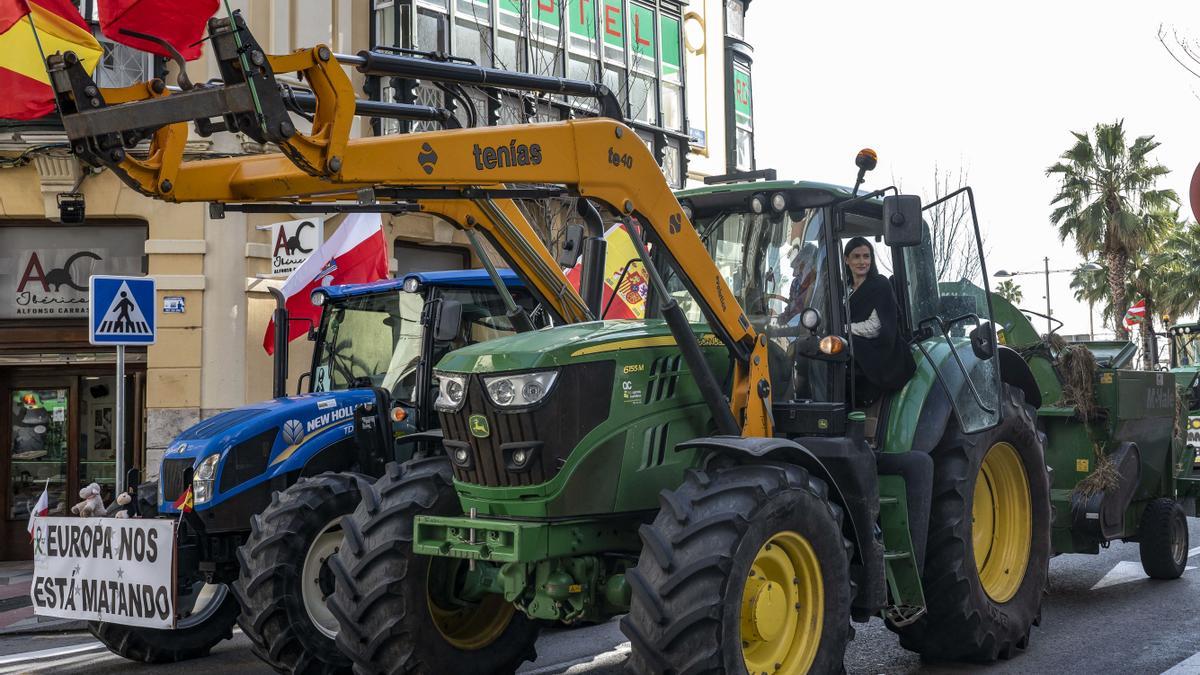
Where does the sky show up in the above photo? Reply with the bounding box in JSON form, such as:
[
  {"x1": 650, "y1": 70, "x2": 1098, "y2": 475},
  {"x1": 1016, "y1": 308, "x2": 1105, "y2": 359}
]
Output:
[{"x1": 747, "y1": 0, "x2": 1200, "y2": 338}]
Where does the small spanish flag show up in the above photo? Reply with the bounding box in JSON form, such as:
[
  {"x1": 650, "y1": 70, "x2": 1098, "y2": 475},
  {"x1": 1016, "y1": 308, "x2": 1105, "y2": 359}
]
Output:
[
  {"x1": 0, "y1": 0, "x2": 102, "y2": 120},
  {"x1": 173, "y1": 486, "x2": 193, "y2": 513}
]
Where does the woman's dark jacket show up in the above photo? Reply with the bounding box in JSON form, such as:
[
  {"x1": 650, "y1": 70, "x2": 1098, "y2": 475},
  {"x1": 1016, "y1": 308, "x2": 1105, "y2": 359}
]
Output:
[{"x1": 849, "y1": 273, "x2": 916, "y2": 392}]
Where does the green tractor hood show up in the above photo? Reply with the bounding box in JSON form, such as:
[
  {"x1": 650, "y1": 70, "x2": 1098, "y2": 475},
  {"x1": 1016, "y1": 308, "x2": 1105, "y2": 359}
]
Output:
[{"x1": 435, "y1": 319, "x2": 698, "y2": 373}]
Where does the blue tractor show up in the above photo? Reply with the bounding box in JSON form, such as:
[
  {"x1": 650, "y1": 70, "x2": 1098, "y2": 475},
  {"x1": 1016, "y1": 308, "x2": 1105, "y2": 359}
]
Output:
[{"x1": 90, "y1": 269, "x2": 539, "y2": 671}]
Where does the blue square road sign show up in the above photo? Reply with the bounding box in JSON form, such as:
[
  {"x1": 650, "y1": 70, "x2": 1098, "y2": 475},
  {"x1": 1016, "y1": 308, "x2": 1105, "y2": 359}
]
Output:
[{"x1": 89, "y1": 275, "x2": 157, "y2": 346}]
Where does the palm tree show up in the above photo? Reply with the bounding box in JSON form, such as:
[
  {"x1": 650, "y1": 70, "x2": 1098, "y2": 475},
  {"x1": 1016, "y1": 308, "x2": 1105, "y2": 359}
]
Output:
[
  {"x1": 1070, "y1": 263, "x2": 1111, "y2": 336},
  {"x1": 1083, "y1": 213, "x2": 1200, "y2": 367},
  {"x1": 1046, "y1": 120, "x2": 1178, "y2": 339},
  {"x1": 995, "y1": 279, "x2": 1023, "y2": 306}
]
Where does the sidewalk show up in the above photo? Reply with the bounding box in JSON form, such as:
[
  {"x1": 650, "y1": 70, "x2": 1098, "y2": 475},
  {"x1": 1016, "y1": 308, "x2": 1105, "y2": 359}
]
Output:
[{"x1": 0, "y1": 561, "x2": 85, "y2": 635}]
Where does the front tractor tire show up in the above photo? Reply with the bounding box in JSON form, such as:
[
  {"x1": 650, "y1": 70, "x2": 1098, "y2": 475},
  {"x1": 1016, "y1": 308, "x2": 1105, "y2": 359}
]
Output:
[
  {"x1": 621, "y1": 463, "x2": 853, "y2": 675},
  {"x1": 234, "y1": 472, "x2": 363, "y2": 674},
  {"x1": 890, "y1": 385, "x2": 1051, "y2": 662},
  {"x1": 89, "y1": 582, "x2": 240, "y2": 663},
  {"x1": 328, "y1": 457, "x2": 540, "y2": 675}
]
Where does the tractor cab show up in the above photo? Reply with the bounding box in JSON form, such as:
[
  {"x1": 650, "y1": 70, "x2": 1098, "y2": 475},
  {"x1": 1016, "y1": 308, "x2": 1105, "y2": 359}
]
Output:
[
  {"x1": 309, "y1": 269, "x2": 540, "y2": 434},
  {"x1": 672, "y1": 176, "x2": 1002, "y2": 443}
]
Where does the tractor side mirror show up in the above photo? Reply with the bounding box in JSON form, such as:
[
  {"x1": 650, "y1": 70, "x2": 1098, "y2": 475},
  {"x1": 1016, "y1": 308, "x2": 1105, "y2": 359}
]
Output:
[
  {"x1": 883, "y1": 195, "x2": 923, "y2": 247},
  {"x1": 970, "y1": 322, "x2": 995, "y2": 361},
  {"x1": 556, "y1": 223, "x2": 585, "y2": 268},
  {"x1": 434, "y1": 299, "x2": 463, "y2": 342}
]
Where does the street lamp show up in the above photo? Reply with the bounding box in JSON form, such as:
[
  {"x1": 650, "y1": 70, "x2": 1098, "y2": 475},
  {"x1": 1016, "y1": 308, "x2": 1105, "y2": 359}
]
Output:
[{"x1": 994, "y1": 258, "x2": 1102, "y2": 334}]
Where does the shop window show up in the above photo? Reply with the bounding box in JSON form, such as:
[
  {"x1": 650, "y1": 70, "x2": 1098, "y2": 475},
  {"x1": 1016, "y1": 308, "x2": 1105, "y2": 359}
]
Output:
[
  {"x1": 394, "y1": 242, "x2": 469, "y2": 275},
  {"x1": 724, "y1": 0, "x2": 745, "y2": 40},
  {"x1": 417, "y1": 8, "x2": 449, "y2": 51},
  {"x1": 629, "y1": 73, "x2": 656, "y2": 124}
]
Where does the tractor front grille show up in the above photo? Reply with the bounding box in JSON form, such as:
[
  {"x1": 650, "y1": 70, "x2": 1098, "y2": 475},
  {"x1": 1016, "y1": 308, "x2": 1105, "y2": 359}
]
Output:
[
  {"x1": 160, "y1": 457, "x2": 195, "y2": 503},
  {"x1": 440, "y1": 361, "x2": 614, "y2": 487}
]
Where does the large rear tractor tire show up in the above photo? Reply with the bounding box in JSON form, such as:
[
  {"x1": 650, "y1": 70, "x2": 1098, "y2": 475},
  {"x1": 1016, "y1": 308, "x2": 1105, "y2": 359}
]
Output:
[
  {"x1": 890, "y1": 384, "x2": 1051, "y2": 662},
  {"x1": 234, "y1": 472, "x2": 362, "y2": 674},
  {"x1": 89, "y1": 582, "x2": 239, "y2": 663},
  {"x1": 621, "y1": 462, "x2": 853, "y2": 675},
  {"x1": 1138, "y1": 497, "x2": 1189, "y2": 579},
  {"x1": 328, "y1": 458, "x2": 540, "y2": 675}
]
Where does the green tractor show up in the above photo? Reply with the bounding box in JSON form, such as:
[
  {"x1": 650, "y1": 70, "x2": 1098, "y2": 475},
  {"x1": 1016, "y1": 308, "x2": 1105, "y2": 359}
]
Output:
[
  {"x1": 1167, "y1": 322, "x2": 1200, "y2": 467},
  {"x1": 327, "y1": 166, "x2": 1191, "y2": 673}
]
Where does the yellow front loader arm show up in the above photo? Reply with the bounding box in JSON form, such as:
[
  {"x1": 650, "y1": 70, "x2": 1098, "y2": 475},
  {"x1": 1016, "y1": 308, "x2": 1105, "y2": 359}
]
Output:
[{"x1": 48, "y1": 12, "x2": 771, "y2": 436}]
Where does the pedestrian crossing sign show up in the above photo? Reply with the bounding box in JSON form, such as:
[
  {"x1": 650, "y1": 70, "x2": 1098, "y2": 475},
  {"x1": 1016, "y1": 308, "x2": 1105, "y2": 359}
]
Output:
[{"x1": 89, "y1": 276, "x2": 156, "y2": 345}]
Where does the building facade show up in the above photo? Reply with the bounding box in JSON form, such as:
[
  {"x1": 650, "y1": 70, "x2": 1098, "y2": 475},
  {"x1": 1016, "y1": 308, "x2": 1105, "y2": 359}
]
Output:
[{"x1": 0, "y1": 0, "x2": 753, "y2": 557}]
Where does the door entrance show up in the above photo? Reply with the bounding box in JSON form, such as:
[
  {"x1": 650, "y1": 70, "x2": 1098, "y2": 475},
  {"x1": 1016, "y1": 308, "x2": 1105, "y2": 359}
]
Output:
[{"x1": 1, "y1": 369, "x2": 141, "y2": 559}]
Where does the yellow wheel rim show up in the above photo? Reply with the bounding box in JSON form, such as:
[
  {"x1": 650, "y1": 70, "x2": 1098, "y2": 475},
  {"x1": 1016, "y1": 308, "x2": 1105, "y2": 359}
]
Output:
[
  {"x1": 972, "y1": 442, "x2": 1032, "y2": 603},
  {"x1": 741, "y1": 531, "x2": 823, "y2": 674},
  {"x1": 426, "y1": 561, "x2": 514, "y2": 651}
]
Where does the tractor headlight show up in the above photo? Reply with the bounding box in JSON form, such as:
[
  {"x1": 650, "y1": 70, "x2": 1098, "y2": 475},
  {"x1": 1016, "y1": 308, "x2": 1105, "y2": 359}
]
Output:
[
  {"x1": 483, "y1": 371, "x2": 558, "y2": 408},
  {"x1": 192, "y1": 454, "x2": 221, "y2": 505},
  {"x1": 434, "y1": 372, "x2": 468, "y2": 412}
]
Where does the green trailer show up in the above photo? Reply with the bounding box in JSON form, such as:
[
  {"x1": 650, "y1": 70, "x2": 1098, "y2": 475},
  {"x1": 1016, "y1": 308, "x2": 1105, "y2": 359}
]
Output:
[{"x1": 993, "y1": 299, "x2": 1197, "y2": 570}]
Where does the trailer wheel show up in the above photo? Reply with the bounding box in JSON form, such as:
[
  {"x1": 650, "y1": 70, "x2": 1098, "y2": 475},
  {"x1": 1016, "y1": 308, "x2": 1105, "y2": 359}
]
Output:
[
  {"x1": 234, "y1": 472, "x2": 361, "y2": 674},
  {"x1": 890, "y1": 385, "x2": 1051, "y2": 661},
  {"x1": 328, "y1": 458, "x2": 540, "y2": 675},
  {"x1": 621, "y1": 462, "x2": 852, "y2": 675},
  {"x1": 1138, "y1": 497, "x2": 1189, "y2": 579},
  {"x1": 89, "y1": 582, "x2": 239, "y2": 663}
]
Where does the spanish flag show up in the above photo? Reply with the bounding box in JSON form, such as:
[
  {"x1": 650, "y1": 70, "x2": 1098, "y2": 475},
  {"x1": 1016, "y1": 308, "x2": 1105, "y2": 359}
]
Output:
[
  {"x1": 565, "y1": 224, "x2": 649, "y2": 320},
  {"x1": 0, "y1": 0, "x2": 101, "y2": 120},
  {"x1": 173, "y1": 486, "x2": 193, "y2": 513}
]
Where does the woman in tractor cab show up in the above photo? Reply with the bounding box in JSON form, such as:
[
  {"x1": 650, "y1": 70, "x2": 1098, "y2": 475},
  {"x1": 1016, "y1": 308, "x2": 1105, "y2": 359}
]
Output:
[{"x1": 844, "y1": 237, "x2": 916, "y2": 406}]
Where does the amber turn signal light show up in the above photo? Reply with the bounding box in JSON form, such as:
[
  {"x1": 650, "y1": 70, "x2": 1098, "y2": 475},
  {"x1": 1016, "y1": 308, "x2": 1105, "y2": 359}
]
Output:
[
  {"x1": 819, "y1": 335, "x2": 847, "y2": 355},
  {"x1": 391, "y1": 406, "x2": 407, "y2": 422}
]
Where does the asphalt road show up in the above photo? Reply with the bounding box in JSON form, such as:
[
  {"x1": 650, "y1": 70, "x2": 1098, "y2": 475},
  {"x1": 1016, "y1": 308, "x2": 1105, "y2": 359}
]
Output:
[{"x1": 4, "y1": 518, "x2": 1199, "y2": 675}]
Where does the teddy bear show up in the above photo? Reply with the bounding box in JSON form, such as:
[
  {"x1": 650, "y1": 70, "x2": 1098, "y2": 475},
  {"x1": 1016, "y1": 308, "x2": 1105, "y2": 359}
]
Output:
[
  {"x1": 111, "y1": 491, "x2": 133, "y2": 518},
  {"x1": 71, "y1": 482, "x2": 106, "y2": 517}
]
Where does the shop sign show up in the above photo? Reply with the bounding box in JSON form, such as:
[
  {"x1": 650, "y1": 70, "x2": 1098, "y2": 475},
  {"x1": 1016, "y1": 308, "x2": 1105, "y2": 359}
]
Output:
[
  {"x1": 270, "y1": 216, "x2": 324, "y2": 277},
  {"x1": 0, "y1": 225, "x2": 145, "y2": 320},
  {"x1": 660, "y1": 14, "x2": 680, "y2": 78},
  {"x1": 628, "y1": 3, "x2": 656, "y2": 64},
  {"x1": 30, "y1": 517, "x2": 177, "y2": 629},
  {"x1": 568, "y1": 0, "x2": 597, "y2": 38},
  {"x1": 733, "y1": 66, "x2": 753, "y2": 128}
]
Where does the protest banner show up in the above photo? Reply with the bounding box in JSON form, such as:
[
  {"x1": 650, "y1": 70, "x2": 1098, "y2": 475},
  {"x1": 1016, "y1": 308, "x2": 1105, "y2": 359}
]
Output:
[{"x1": 30, "y1": 517, "x2": 176, "y2": 629}]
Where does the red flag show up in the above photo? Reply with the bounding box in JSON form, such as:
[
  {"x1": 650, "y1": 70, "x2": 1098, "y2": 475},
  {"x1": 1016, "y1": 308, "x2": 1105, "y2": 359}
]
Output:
[
  {"x1": 1124, "y1": 298, "x2": 1146, "y2": 329},
  {"x1": 98, "y1": 0, "x2": 219, "y2": 61},
  {"x1": 264, "y1": 213, "x2": 389, "y2": 354},
  {"x1": 0, "y1": 0, "x2": 102, "y2": 120}
]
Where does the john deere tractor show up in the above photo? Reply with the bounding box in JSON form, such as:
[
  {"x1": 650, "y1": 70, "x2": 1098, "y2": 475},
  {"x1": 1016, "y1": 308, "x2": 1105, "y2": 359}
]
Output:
[{"x1": 327, "y1": 162, "x2": 1065, "y2": 674}]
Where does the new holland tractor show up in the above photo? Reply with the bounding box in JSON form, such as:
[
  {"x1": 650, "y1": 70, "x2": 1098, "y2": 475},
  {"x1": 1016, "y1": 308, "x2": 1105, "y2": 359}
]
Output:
[{"x1": 86, "y1": 269, "x2": 547, "y2": 666}]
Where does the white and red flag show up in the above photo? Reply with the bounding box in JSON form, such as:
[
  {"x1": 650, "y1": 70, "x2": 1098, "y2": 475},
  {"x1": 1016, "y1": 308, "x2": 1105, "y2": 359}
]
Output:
[
  {"x1": 263, "y1": 213, "x2": 389, "y2": 354},
  {"x1": 26, "y1": 479, "x2": 48, "y2": 541},
  {"x1": 1124, "y1": 298, "x2": 1146, "y2": 329}
]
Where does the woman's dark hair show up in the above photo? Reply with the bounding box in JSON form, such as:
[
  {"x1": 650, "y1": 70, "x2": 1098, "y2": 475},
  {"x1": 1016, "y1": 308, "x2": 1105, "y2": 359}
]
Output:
[{"x1": 843, "y1": 236, "x2": 880, "y2": 278}]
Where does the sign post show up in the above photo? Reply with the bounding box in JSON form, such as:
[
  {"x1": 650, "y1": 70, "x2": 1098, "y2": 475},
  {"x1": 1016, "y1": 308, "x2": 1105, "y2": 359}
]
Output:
[{"x1": 89, "y1": 276, "x2": 157, "y2": 495}]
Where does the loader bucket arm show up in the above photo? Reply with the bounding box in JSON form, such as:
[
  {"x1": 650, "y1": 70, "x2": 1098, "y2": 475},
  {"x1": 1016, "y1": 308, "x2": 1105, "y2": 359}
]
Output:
[{"x1": 48, "y1": 13, "x2": 771, "y2": 435}]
